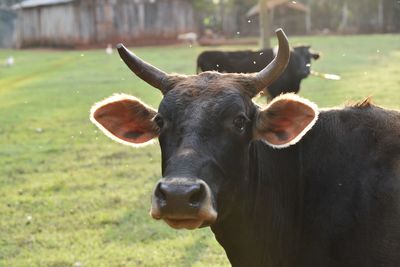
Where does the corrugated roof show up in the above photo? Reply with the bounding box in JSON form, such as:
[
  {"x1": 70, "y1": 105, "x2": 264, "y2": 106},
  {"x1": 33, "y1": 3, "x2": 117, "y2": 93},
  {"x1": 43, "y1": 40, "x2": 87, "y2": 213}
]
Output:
[
  {"x1": 247, "y1": 0, "x2": 309, "y2": 17},
  {"x1": 13, "y1": 0, "x2": 75, "y2": 9}
]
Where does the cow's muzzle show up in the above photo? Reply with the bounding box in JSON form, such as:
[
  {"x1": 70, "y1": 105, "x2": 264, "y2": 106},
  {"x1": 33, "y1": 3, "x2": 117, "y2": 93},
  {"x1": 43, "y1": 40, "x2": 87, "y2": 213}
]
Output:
[{"x1": 150, "y1": 177, "x2": 217, "y2": 230}]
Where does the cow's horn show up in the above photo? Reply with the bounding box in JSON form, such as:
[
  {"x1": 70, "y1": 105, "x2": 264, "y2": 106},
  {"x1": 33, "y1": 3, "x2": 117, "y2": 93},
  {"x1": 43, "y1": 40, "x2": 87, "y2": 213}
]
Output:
[
  {"x1": 117, "y1": 43, "x2": 169, "y2": 93},
  {"x1": 254, "y1": 29, "x2": 290, "y2": 92}
]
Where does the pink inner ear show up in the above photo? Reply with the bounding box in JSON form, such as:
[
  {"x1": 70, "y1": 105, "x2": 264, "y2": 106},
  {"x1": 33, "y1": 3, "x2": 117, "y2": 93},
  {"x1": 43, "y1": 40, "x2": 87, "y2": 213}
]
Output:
[
  {"x1": 257, "y1": 96, "x2": 317, "y2": 147},
  {"x1": 92, "y1": 98, "x2": 158, "y2": 144}
]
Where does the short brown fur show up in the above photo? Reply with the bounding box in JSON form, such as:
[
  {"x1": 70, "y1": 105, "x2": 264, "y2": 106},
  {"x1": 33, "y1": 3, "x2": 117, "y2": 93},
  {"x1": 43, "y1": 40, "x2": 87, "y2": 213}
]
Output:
[{"x1": 166, "y1": 71, "x2": 259, "y2": 98}]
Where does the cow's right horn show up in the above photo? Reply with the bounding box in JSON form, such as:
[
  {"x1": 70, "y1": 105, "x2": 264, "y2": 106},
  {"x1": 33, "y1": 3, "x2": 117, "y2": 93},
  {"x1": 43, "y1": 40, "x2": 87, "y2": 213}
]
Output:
[
  {"x1": 117, "y1": 44, "x2": 169, "y2": 93},
  {"x1": 253, "y1": 29, "x2": 290, "y2": 94}
]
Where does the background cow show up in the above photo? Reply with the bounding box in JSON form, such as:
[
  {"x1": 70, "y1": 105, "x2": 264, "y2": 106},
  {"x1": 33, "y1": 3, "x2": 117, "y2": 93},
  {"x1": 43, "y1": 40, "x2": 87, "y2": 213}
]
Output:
[
  {"x1": 91, "y1": 30, "x2": 400, "y2": 266},
  {"x1": 197, "y1": 45, "x2": 320, "y2": 100}
]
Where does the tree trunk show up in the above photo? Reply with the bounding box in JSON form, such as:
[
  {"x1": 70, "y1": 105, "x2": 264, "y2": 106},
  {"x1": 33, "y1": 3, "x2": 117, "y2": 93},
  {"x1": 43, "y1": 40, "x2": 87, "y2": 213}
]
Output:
[
  {"x1": 219, "y1": 0, "x2": 225, "y2": 34},
  {"x1": 377, "y1": 0, "x2": 383, "y2": 32},
  {"x1": 338, "y1": 1, "x2": 348, "y2": 33},
  {"x1": 259, "y1": 0, "x2": 271, "y2": 49},
  {"x1": 305, "y1": 0, "x2": 311, "y2": 33}
]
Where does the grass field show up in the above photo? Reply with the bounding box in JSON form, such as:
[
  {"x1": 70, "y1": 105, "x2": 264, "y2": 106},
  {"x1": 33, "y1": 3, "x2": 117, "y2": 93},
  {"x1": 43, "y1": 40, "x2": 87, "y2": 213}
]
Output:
[{"x1": 1, "y1": 34, "x2": 400, "y2": 267}]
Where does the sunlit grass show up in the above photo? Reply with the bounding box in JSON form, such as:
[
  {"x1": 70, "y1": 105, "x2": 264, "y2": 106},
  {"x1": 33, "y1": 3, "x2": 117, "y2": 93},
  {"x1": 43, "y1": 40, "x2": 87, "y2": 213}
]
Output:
[{"x1": 1, "y1": 34, "x2": 400, "y2": 266}]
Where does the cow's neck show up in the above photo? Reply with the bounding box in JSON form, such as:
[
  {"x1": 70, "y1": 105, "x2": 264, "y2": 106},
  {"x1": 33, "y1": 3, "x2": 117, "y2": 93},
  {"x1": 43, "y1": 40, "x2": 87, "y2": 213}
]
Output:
[
  {"x1": 285, "y1": 79, "x2": 301, "y2": 93},
  {"x1": 211, "y1": 141, "x2": 304, "y2": 266}
]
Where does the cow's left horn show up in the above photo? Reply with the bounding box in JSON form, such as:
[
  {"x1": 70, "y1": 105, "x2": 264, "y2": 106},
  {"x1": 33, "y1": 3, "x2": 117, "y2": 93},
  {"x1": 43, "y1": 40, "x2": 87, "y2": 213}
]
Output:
[
  {"x1": 254, "y1": 29, "x2": 290, "y2": 93},
  {"x1": 117, "y1": 44, "x2": 169, "y2": 93}
]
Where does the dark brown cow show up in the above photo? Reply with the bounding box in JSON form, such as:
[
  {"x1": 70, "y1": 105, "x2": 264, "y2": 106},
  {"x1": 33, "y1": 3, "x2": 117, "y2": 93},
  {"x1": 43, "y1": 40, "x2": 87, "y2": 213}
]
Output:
[{"x1": 90, "y1": 30, "x2": 400, "y2": 266}]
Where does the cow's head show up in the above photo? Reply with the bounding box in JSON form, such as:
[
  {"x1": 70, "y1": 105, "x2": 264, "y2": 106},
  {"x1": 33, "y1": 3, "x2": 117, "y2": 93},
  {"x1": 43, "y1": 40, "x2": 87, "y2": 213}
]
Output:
[
  {"x1": 291, "y1": 45, "x2": 320, "y2": 78},
  {"x1": 90, "y1": 30, "x2": 318, "y2": 230}
]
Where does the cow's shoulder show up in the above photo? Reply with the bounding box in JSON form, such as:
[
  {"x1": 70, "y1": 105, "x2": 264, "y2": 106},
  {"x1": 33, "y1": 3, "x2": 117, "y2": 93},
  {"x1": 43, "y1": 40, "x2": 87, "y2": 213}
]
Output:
[
  {"x1": 311, "y1": 99, "x2": 400, "y2": 135},
  {"x1": 298, "y1": 102, "x2": 400, "y2": 261},
  {"x1": 302, "y1": 101, "x2": 400, "y2": 204},
  {"x1": 301, "y1": 100, "x2": 400, "y2": 184}
]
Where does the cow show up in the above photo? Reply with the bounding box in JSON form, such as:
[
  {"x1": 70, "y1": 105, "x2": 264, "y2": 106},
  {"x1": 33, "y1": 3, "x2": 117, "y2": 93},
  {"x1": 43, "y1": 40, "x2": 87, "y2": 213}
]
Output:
[
  {"x1": 90, "y1": 29, "x2": 400, "y2": 267},
  {"x1": 177, "y1": 32, "x2": 198, "y2": 44},
  {"x1": 197, "y1": 45, "x2": 320, "y2": 100}
]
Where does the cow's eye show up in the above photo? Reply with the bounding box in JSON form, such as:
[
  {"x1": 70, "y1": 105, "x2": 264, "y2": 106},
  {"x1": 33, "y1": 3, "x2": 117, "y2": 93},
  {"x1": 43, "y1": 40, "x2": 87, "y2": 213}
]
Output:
[
  {"x1": 233, "y1": 115, "x2": 248, "y2": 132},
  {"x1": 153, "y1": 114, "x2": 164, "y2": 129}
]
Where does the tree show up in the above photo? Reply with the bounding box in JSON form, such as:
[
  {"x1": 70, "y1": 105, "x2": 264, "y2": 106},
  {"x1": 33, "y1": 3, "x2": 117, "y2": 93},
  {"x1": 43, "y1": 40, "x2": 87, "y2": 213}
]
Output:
[
  {"x1": 302, "y1": 0, "x2": 400, "y2": 33},
  {"x1": 0, "y1": 0, "x2": 24, "y2": 8},
  {"x1": 259, "y1": 0, "x2": 271, "y2": 48}
]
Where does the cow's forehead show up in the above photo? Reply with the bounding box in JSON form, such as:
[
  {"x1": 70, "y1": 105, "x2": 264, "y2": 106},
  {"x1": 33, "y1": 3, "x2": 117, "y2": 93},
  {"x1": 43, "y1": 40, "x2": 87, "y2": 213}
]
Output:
[
  {"x1": 159, "y1": 72, "x2": 254, "y2": 116},
  {"x1": 165, "y1": 72, "x2": 254, "y2": 101},
  {"x1": 170, "y1": 72, "x2": 255, "y2": 93}
]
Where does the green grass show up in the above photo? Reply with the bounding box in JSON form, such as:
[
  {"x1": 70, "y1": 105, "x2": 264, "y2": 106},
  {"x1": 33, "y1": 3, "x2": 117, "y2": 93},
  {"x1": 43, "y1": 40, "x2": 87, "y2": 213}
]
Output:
[{"x1": 1, "y1": 34, "x2": 400, "y2": 266}]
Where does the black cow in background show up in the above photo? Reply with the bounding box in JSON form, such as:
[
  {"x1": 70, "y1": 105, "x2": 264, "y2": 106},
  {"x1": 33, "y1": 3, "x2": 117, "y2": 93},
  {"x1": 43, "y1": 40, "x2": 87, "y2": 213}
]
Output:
[{"x1": 197, "y1": 46, "x2": 320, "y2": 100}]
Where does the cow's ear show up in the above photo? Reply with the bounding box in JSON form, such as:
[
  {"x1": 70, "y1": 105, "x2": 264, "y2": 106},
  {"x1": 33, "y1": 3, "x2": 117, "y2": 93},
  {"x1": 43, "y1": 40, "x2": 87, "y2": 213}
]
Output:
[
  {"x1": 253, "y1": 94, "x2": 318, "y2": 148},
  {"x1": 312, "y1": 52, "x2": 320, "y2": 60},
  {"x1": 90, "y1": 94, "x2": 159, "y2": 147}
]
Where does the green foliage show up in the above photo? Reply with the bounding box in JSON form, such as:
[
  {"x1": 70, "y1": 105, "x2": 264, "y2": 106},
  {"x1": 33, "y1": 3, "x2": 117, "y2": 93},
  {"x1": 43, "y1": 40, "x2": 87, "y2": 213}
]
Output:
[
  {"x1": 1, "y1": 34, "x2": 400, "y2": 266},
  {"x1": 1, "y1": 0, "x2": 23, "y2": 8},
  {"x1": 193, "y1": 0, "x2": 216, "y2": 13},
  {"x1": 193, "y1": 0, "x2": 257, "y2": 32},
  {"x1": 300, "y1": 0, "x2": 400, "y2": 32}
]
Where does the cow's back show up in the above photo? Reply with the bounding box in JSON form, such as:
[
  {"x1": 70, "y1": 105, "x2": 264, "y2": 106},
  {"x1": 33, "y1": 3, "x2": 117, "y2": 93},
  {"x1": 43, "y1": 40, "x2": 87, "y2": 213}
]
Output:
[
  {"x1": 196, "y1": 51, "x2": 228, "y2": 73},
  {"x1": 197, "y1": 49, "x2": 274, "y2": 73},
  {"x1": 243, "y1": 103, "x2": 400, "y2": 267},
  {"x1": 299, "y1": 104, "x2": 400, "y2": 266}
]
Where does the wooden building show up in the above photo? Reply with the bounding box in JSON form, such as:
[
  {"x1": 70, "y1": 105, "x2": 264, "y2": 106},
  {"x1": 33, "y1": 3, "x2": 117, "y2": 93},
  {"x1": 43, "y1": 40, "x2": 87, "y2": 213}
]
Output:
[
  {"x1": 0, "y1": 8, "x2": 16, "y2": 48},
  {"x1": 13, "y1": 0, "x2": 195, "y2": 48},
  {"x1": 246, "y1": 0, "x2": 310, "y2": 36}
]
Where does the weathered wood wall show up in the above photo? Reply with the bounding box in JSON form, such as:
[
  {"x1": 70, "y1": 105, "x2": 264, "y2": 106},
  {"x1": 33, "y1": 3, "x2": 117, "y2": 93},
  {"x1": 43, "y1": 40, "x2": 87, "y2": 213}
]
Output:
[
  {"x1": 0, "y1": 9, "x2": 16, "y2": 48},
  {"x1": 16, "y1": 0, "x2": 195, "y2": 48},
  {"x1": 16, "y1": 2, "x2": 90, "y2": 47},
  {"x1": 113, "y1": 0, "x2": 194, "y2": 39}
]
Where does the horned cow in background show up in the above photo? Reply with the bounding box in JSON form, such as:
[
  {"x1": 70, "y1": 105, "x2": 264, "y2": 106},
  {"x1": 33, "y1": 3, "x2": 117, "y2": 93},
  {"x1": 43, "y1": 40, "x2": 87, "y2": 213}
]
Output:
[{"x1": 197, "y1": 45, "x2": 320, "y2": 100}]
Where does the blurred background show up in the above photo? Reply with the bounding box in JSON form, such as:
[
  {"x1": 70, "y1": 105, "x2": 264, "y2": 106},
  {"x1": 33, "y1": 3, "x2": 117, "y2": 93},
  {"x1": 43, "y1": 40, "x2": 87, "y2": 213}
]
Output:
[
  {"x1": 1, "y1": 1, "x2": 400, "y2": 267},
  {"x1": 0, "y1": 0, "x2": 399, "y2": 48}
]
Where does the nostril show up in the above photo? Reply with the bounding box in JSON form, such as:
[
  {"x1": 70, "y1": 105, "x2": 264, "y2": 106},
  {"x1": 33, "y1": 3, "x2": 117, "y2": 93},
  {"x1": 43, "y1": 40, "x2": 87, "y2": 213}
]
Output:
[
  {"x1": 155, "y1": 183, "x2": 167, "y2": 203},
  {"x1": 189, "y1": 183, "x2": 205, "y2": 207}
]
